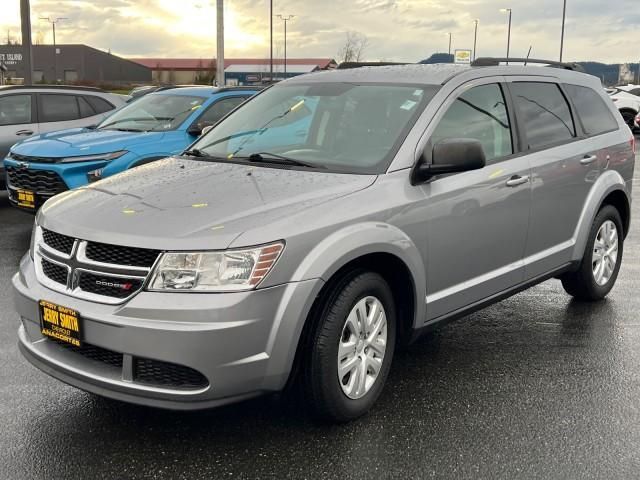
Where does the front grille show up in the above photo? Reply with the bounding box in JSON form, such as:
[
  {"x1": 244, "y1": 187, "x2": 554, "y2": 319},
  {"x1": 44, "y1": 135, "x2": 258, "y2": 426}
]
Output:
[
  {"x1": 85, "y1": 241, "x2": 160, "y2": 268},
  {"x1": 135, "y1": 358, "x2": 208, "y2": 389},
  {"x1": 78, "y1": 271, "x2": 144, "y2": 299},
  {"x1": 42, "y1": 228, "x2": 75, "y2": 255},
  {"x1": 10, "y1": 152, "x2": 61, "y2": 164},
  {"x1": 41, "y1": 258, "x2": 68, "y2": 286},
  {"x1": 6, "y1": 166, "x2": 67, "y2": 194},
  {"x1": 50, "y1": 340, "x2": 208, "y2": 390}
]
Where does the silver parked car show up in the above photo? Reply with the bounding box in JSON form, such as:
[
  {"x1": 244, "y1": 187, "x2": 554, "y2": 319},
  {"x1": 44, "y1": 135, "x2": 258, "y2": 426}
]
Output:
[
  {"x1": 13, "y1": 60, "x2": 635, "y2": 422},
  {"x1": 0, "y1": 85, "x2": 127, "y2": 187}
]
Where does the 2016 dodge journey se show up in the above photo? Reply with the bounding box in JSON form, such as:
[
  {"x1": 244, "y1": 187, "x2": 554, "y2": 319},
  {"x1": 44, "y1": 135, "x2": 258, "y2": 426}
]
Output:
[{"x1": 13, "y1": 59, "x2": 635, "y2": 422}]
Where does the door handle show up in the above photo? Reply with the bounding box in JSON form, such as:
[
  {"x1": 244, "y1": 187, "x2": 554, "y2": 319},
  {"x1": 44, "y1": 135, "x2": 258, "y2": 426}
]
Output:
[
  {"x1": 580, "y1": 155, "x2": 597, "y2": 165},
  {"x1": 15, "y1": 130, "x2": 34, "y2": 136},
  {"x1": 505, "y1": 175, "x2": 530, "y2": 187}
]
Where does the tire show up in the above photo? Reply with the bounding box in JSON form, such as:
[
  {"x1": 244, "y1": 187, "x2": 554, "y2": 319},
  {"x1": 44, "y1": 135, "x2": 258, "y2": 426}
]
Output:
[
  {"x1": 303, "y1": 271, "x2": 396, "y2": 423},
  {"x1": 561, "y1": 205, "x2": 624, "y2": 301},
  {"x1": 620, "y1": 110, "x2": 637, "y2": 130}
]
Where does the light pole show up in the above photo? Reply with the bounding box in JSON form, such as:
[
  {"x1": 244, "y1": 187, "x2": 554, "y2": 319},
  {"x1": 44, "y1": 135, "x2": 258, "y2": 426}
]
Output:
[
  {"x1": 447, "y1": 32, "x2": 452, "y2": 56},
  {"x1": 39, "y1": 16, "x2": 67, "y2": 82},
  {"x1": 216, "y1": 0, "x2": 224, "y2": 86},
  {"x1": 500, "y1": 8, "x2": 512, "y2": 64},
  {"x1": 473, "y1": 19, "x2": 479, "y2": 61},
  {"x1": 559, "y1": 0, "x2": 567, "y2": 62},
  {"x1": 276, "y1": 15, "x2": 294, "y2": 76},
  {"x1": 269, "y1": 0, "x2": 273, "y2": 83},
  {"x1": 20, "y1": 0, "x2": 33, "y2": 85}
]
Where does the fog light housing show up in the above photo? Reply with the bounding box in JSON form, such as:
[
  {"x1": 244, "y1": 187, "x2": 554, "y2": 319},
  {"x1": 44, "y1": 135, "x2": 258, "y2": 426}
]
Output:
[{"x1": 87, "y1": 168, "x2": 105, "y2": 183}]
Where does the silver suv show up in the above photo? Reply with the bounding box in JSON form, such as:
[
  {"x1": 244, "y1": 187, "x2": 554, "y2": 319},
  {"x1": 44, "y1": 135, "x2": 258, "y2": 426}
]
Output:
[
  {"x1": 0, "y1": 85, "x2": 127, "y2": 187},
  {"x1": 13, "y1": 60, "x2": 635, "y2": 422}
]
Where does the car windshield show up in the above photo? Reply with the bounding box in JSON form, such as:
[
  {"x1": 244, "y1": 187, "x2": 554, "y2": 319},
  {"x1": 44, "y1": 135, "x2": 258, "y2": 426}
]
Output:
[
  {"x1": 98, "y1": 94, "x2": 205, "y2": 132},
  {"x1": 192, "y1": 83, "x2": 438, "y2": 174}
]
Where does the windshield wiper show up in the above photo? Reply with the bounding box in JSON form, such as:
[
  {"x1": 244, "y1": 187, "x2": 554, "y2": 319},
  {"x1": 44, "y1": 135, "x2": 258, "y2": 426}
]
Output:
[
  {"x1": 182, "y1": 149, "x2": 206, "y2": 157},
  {"x1": 244, "y1": 152, "x2": 323, "y2": 169}
]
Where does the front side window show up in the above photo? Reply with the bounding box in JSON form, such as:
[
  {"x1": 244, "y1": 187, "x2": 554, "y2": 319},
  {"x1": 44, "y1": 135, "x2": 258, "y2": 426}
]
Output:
[
  {"x1": 98, "y1": 94, "x2": 205, "y2": 132},
  {"x1": 193, "y1": 83, "x2": 438, "y2": 174},
  {"x1": 564, "y1": 84, "x2": 618, "y2": 136},
  {"x1": 511, "y1": 82, "x2": 575, "y2": 150},
  {"x1": 430, "y1": 83, "x2": 513, "y2": 163},
  {"x1": 40, "y1": 94, "x2": 80, "y2": 123},
  {"x1": 0, "y1": 94, "x2": 32, "y2": 126}
]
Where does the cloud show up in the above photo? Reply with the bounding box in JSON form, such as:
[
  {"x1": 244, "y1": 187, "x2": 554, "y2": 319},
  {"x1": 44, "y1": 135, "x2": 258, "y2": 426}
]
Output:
[{"x1": 0, "y1": 0, "x2": 638, "y2": 63}]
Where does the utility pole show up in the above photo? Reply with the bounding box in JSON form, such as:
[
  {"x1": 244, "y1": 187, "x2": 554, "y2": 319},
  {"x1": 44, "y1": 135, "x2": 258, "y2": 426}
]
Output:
[
  {"x1": 40, "y1": 17, "x2": 67, "y2": 82},
  {"x1": 560, "y1": 0, "x2": 567, "y2": 61},
  {"x1": 216, "y1": 0, "x2": 224, "y2": 86},
  {"x1": 277, "y1": 15, "x2": 294, "y2": 75},
  {"x1": 448, "y1": 32, "x2": 452, "y2": 56},
  {"x1": 473, "y1": 20, "x2": 479, "y2": 61},
  {"x1": 269, "y1": 0, "x2": 273, "y2": 83},
  {"x1": 20, "y1": 0, "x2": 34, "y2": 85}
]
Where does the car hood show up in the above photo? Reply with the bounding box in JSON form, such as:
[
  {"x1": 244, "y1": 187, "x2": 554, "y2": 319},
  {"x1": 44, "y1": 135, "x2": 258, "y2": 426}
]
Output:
[
  {"x1": 12, "y1": 128, "x2": 165, "y2": 158},
  {"x1": 38, "y1": 157, "x2": 377, "y2": 250}
]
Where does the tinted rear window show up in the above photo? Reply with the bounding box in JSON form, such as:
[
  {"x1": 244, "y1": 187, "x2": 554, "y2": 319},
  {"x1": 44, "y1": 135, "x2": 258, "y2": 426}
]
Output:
[
  {"x1": 511, "y1": 82, "x2": 576, "y2": 150},
  {"x1": 85, "y1": 96, "x2": 115, "y2": 114},
  {"x1": 564, "y1": 84, "x2": 619, "y2": 136}
]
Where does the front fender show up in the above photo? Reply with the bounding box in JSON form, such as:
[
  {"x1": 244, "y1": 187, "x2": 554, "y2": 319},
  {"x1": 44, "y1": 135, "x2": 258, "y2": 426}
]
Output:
[
  {"x1": 290, "y1": 222, "x2": 426, "y2": 329},
  {"x1": 571, "y1": 169, "x2": 631, "y2": 262}
]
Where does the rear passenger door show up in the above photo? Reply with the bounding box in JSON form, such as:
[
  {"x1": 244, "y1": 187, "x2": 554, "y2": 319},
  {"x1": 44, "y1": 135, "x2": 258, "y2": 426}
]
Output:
[
  {"x1": 506, "y1": 79, "x2": 610, "y2": 279},
  {"x1": 420, "y1": 79, "x2": 532, "y2": 320},
  {"x1": 0, "y1": 93, "x2": 39, "y2": 157},
  {"x1": 36, "y1": 93, "x2": 110, "y2": 135}
]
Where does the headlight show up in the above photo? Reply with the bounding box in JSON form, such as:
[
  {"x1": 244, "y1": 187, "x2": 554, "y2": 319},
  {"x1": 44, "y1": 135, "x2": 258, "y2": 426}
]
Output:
[
  {"x1": 148, "y1": 242, "x2": 284, "y2": 292},
  {"x1": 59, "y1": 151, "x2": 128, "y2": 163}
]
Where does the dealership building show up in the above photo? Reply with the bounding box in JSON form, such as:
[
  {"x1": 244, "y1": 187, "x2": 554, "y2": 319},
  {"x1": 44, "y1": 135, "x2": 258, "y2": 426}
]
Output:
[
  {"x1": 0, "y1": 44, "x2": 151, "y2": 84},
  {"x1": 130, "y1": 58, "x2": 337, "y2": 85}
]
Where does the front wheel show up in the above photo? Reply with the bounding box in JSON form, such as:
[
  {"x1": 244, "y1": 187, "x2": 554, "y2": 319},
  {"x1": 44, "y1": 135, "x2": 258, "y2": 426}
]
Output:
[
  {"x1": 561, "y1": 205, "x2": 623, "y2": 301},
  {"x1": 303, "y1": 271, "x2": 396, "y2": 423}
]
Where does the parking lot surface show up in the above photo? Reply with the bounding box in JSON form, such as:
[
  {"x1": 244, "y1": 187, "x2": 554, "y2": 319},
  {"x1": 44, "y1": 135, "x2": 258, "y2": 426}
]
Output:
[{"x1": 1, "y1": 151, "x2": 639, "y2": 479}]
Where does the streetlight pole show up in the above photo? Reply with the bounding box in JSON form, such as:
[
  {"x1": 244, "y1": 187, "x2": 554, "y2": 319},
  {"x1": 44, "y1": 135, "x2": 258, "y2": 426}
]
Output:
[
  {"x1": 277, "y1": 15, "x2": 294, "y2": 76},
  {"x1": 500, "y1": 8, "x2": 512, "y2": 64},
  {"x1": 269, "y1": 0, "x2": 273, "y2": 83},
  {"x1": 40, "y1": 16, "x2": 67, "y2": 82},
  {"x1": 559, "y1": 0, "x2": 567, "y2": 62},
  {"x1": 473, "y1": 19, "x2": 479, "y2": 61},
  {"x1": 448, "y1": 32, "x2": 452, "y2": 56},
  {"x1": 216, "y1": 0, "x2": 224, "y2": 86},
  {"x1": 20, "y1": 0, "x2": 33, "y2": 85}
]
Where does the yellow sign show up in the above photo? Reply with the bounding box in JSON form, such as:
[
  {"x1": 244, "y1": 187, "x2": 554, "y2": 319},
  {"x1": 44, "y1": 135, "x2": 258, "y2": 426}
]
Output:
[
  {"x1": 454, "y1": 49, "x2": 472, "y2": 65},
  {"x1": 17, "y1": 189, "x2": 35, "y2": 209},
  {"x1": 39, "y1": 300, "x2": 82, "y2": 347}
]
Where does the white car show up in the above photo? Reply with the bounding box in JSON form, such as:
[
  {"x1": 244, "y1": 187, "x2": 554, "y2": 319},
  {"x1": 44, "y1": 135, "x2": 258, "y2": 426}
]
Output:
[{"x1": 607, "y1": 85, "x2": 640, "y2": 130}]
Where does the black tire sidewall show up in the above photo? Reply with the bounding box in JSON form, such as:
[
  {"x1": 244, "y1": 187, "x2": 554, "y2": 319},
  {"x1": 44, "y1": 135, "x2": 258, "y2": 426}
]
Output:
[
  {"x1": 581, "y1": 205, "x2": 624, "y2": 298},
  {"x1": 309, "y1": 272, "x2": 396, "y2": 422}
]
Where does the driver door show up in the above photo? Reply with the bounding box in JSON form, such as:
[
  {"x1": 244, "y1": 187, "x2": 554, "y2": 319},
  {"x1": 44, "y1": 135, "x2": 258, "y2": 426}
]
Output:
[{"x1": 417, "y1": 79, "x2": 532, "y2": 321}]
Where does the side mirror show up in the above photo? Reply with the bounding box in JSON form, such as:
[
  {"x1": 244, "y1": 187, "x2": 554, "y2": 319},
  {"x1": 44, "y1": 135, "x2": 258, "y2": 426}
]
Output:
[
  {"x1": 412, "y1": 138, "x2": 486, "y2": 184},
  {"x1": 187, "y1": 121, "x2": 214, "y2": 137},
  {"x1": 201, "y1": 125, "x2": 215, "y2": 136}
]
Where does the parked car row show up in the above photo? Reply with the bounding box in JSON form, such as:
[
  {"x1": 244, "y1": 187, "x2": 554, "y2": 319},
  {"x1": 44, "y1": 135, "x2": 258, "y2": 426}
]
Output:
[
  {"x1": 3, "y1": 85, "x2": 258, "y2": 210},
  {"x1": 4, "y1": 60, "x2": 637, "y2": 423}
]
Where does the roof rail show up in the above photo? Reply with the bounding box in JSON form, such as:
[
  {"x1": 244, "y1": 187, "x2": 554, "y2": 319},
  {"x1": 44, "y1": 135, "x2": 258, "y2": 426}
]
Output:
[
  {"x1": 0, "y1": 84, "x2": 105, "y2": 92},
  {"x1": 472, "y1": 57, "x2": 585, "y2": 73},
  {"x1": 337, "y1": 61, "x2": 411, "y2": 70},
  {"x1": 217, "y1": 86, "x2": 265, "y2": 92}
]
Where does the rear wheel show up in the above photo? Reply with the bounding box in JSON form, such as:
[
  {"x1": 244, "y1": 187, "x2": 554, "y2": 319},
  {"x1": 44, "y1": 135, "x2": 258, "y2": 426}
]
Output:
[
  {"x1": 303, "y1": 271, "x2": 396, "y2": 423},
  {"x1": 561, "y1": 205, "x2": 623, "y2": 301}
]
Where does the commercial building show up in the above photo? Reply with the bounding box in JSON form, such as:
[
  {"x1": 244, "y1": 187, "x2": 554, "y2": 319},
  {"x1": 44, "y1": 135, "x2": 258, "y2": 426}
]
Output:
[
  {"x1": 130, "y1": 58, "x2": 337, "y2": 85},
  {"x1": 0, "y1": 44, "x2": 151, "y2": 85}
]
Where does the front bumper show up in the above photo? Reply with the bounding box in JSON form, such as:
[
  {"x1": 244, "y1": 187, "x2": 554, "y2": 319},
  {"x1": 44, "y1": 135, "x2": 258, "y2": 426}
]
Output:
[{"x1": 13, "y1": 254, "x2": 323, "y2": 410}]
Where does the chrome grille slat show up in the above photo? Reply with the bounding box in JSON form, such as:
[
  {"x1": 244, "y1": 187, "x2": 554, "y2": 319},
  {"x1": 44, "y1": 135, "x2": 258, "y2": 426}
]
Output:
[{"x1": 34, "y1": 227, "x2": 156, "y2": 305}]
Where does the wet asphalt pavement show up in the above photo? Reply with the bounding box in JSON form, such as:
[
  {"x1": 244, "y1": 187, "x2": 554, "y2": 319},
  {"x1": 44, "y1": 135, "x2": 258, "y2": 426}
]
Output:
[{"x1": 1, "y1": 153, "x2": 640, "y2": 480}]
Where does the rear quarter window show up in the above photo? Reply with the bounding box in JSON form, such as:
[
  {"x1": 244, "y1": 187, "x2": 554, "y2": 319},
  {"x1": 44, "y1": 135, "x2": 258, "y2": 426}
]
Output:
[
  {"x1": 564, "y1": 84, "x2": 619, "y2": 136},
  {"x1": 85, "y1": 95, "x2": 115, "y2": 114}
]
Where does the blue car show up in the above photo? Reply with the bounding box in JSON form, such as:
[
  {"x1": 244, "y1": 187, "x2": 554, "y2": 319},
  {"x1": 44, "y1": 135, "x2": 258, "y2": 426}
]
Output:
[{"x1": 3, "y1": 86, "x2": 258, "y2": 211}]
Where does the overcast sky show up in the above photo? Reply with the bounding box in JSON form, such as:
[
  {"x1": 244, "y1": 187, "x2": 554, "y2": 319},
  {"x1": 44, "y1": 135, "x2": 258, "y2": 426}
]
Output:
[{"x1": 2, "y1": 0, "x2": 638, "y2": 63}]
